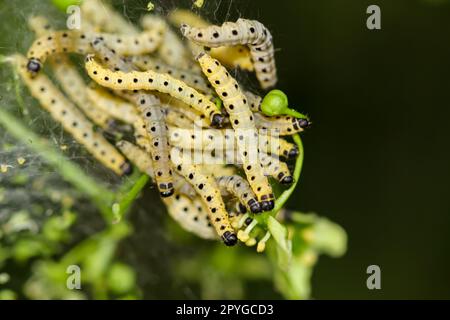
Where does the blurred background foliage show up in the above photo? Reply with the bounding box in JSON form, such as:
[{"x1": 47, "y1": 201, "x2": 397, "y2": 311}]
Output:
[{"x1": 0, "y1": 0, "x2": 449, "y2": 300}]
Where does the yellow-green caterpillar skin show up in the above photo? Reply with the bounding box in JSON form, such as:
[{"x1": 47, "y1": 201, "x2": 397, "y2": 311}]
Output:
[
  {"x1": 91, "y1": 39, "x2": 175, "y2": 198},
  {"x1": 254, "y1": 113, "x2": 309, "y2": 136},
  {"x1": 131, "y1": 55, "x2": 212, "y2": 94},
  {"x1": 197, "y1": 53, "x2": 274, "y2": 211},
  {"x1": 28, "y1": 16, "x2": 112, "y2": 129},
  {"x1": 84, "y1": 56, "x2": 224, "y2": 127},
  {"x1": 163, "y1": 194, "x2": 218, "y2": 240},
  {"x1": 12, "y1": 54, "x2": 131, "y2": 176},
  {"x1": 181, "y1": 19, "x2": 277, "y2": 89},
  {"x1": 171, "y1": 149, "x2": 237, "y2": 246},
  {"x1": 216, "y1": 175, "x2": 261, "y2": 213},
  {"x1": 26, "y1": 28, "x2": 164, "y2": 74}
]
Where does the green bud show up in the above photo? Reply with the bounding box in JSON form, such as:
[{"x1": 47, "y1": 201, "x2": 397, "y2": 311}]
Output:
[
  {"x1": 51, "y1": 0, "x2": 82, "y2": 12},
  {"x1": 261, "y1": 90, "x2": 289, "y2": 116}
]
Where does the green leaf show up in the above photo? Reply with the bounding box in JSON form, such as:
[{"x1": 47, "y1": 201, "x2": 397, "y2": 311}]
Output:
[{"x1": 267, "y1": 216, "x2": 292, "y2": 270}]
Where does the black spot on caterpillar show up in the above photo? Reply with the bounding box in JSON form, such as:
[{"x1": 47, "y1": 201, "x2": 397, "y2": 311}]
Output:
[
  {"x1": 26, "y1": 28, "x2": 164, "y2": 74},
  {"x1": 171, "y1": 148, "x2": 237, "y2": 246},
  {"x1": 91, "y1": 39, "x2": 174, "y2": 198},
  {"x1": 12, "y1": 54, "x2": 131, "y2": 176},
  {"x1": 85, "y1": 55, "x2": 224, "y2": 127},
  {"x1": 216, "y1": 175, "x2": 261, "y2": 214},
  {"x1": 197, "y1": 53, "x2": 274, "y2": 211},
  {"x1": 28, "y1": 16, "x2": 112, "y2": 129},
  {"x1": 254, "y1": 113, "x2": 310, "y2": 136},
  {"x1": 181, "y1": 18, "x2": 277, "y2": 89}
]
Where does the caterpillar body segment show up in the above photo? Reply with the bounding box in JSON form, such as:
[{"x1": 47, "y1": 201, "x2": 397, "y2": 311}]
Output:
[
  {"x1": 254, "y1": 113, "x2": 310, "y2": 136},
  {"x1": 197, "y1": 53, "x2": 274, "y2": 211},
  {"x1": 131, "y1": 55, "x2": 212, "y2": 94},
  {"x1": 216, "y1": 175, "x2": 261, "y2": 214},
  {"x1": 26, "y1": 29, "x2": 164, "y2": 74},
  {"x1": 86, "y1": 86, "x2": 141, "y2": 125},
  {"x1": 12, "y1": 54, "x2": 131, "y2": 176},
  {"x1": 84, "y1": 56, "x2": 224, "y2": 127},
  {"x1": 259, "y1": 153, "x2": 293, "y2": 185},
  {"x1": 181, "y1": 19, "x2": 276, "y2": 89},
  {"x1": 163, "y1": 194, "x2": 218, "y2": 240},
  {"x1": 164, "y1": 108, "x2": 196, "y2": 128},
  {"x1": 170, "y1": 149, "x2": 237, "y2": 246},
  {"x1": 159, "y1": 95, "x2": 211, "y2": 128}
]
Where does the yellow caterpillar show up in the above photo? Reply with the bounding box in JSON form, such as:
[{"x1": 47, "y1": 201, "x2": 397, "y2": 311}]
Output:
[
  {"x1": 28, "y1": 16, "x2": 112, "y2": 129},
  {"x1": 254, "y1": 113, "x2": 310, "y2": 136},
  {"x1": 26, "y1": 28, "x2": 164, "y2": 74},
  {"x1": 11, "y1": 54, "x2": 130, "y2": 176},
  {"x1": 168, "y1": 9, "x2": 253, "y2": 72},
  {"x1": 181, "y1": 19, "x2": 277, "y2": 89},
  {"x1": 197, "y1": 53, "x2": 274, "y2": 211},
  {"x1": 84, "y1": 55, "x2": 224, "y2": 127},
  {"x1": 131, "y1": 55, "x2": 212, "y2": 94},
  {"x1": 170, "y1": 148, "x2": 237, "y2": 245}
]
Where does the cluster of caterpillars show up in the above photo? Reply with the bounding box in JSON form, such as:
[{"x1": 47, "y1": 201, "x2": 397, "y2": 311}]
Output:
[{"x1": 12, "y1": 0, "x2": 310, "y2": 249}]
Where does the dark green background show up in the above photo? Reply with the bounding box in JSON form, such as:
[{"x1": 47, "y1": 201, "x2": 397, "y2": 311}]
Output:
[{"x1": 1, "y1": 0, "x2": 449, "y2": 299}]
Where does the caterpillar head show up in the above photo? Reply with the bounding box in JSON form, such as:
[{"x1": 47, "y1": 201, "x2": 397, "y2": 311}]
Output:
[
  {"x1": 27, "y1": 58, "x2": 42, "y2": 74},
  {"x1": 260, "y1": 200, "x2": 275, "y2": 212},
  {"x1": 221, "y1": 230, "x2": 238, "y2": 246},
  {"x1": 120, "y1": 162, "x2": 133, "y2": 176}
]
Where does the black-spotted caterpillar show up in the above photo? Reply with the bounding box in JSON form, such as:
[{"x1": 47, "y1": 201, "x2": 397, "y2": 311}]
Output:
[
  {"x1": 197, "y1": 53, "x2": 275, "y2": 211},
  {"x1": 181, "y1": 19, "x2": 277, "y2": 89},
  {"x1": 84, "y1": 55, "x2": 224, "y2": 127}
]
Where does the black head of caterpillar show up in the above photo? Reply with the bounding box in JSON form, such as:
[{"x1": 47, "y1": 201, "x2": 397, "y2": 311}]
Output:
[{"x1": 27, "y1": 58, "x2": 42, "y2": 74}]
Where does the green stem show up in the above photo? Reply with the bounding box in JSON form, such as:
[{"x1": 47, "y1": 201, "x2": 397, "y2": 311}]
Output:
[
  {"x1": 113, "y1": 174, "x2": 150, "y2": 222},
  {"x1": 0, "y1": 107, "x2": 115, "y2": 219}
]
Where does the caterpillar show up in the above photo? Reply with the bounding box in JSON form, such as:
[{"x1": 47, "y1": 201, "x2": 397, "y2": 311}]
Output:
[
  {"x1": 140, "y1": 15, "x2": 192, "y2": 70},
  {"x1": 167, "y1": 126, "x2": 297, "y2": 158},
  {"x1": 216, "y1": 175, "x2": 261, "y2": 214},
  {"x1": 168, "y1": 9, "x2": 254, "y2": 71},
  {"x1": 259, "y1": 153, "x2": 293, "y2": 185},
  {"x1": 80, "y1": 0, "x2": 140, "y2": 35},
  {"x1": 164, "y1": 108, "x2": 196, "y2": 128},
  {"x1": 11, "y1": 54, "x2": 131, "y2": 176},
  {"x1": 163, "y1": 194, "x2": 218, "y2": 240},
  {"x1": 181, "y1": 19, "x2": 277, "y2": 89},
  {"x1": 159, "y1": 95, "x2": 211, "y2": 128},
  {"x1": 84, "y1": 55, "x2": 224, "y2": 127},
  {"x1": 91, "y1": 39, "x2": 175, "y2": 197},
  {"x1": 170, "y1": 148, "x2": 237, "y2": 246},
  {"x1": 26, "y1": 28, "x2": 164, "y2": 74},
  {"x1": 254, "y1": 113, "x2": 310, "y2": 136},
  {"x1": 197, "y1": 53, "x2": 274, "y2": 211},
  {"x1": 131, "y1": 55, "x2": 212, "y2": 94},
  {"x1": 28, "y1": 16, "x2": 113, "y2": 129},
  {"x1": 85, "y1": 86, "x2": 141, "y2": 125}
]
